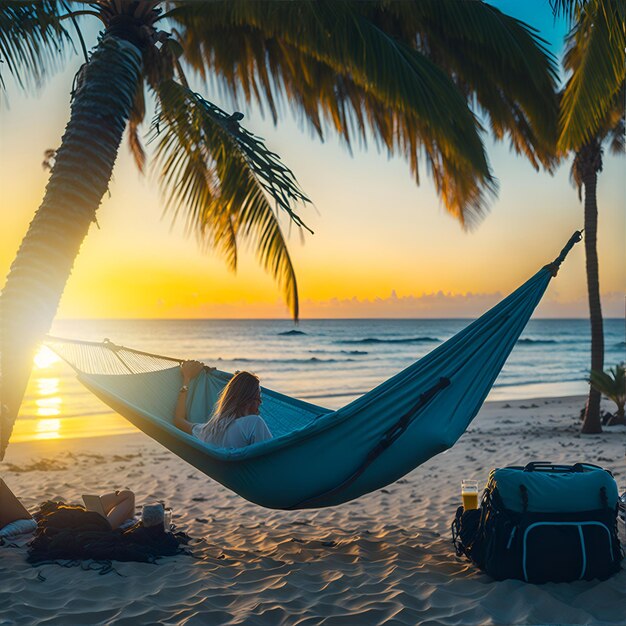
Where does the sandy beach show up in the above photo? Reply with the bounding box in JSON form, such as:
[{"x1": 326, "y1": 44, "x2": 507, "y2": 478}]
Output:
[{"x1": 1, "y1": 395, "x2": 624, "y2": 626}]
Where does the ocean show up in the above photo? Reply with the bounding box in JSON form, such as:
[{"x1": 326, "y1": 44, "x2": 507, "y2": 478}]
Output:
[{"x1": 13, "y1": 318, "x2": 625, "y2": 443}]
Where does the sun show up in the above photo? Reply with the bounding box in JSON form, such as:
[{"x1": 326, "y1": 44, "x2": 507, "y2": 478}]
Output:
[{"x1": 33, "y1": 345, "x2": 60, "y2": 369}]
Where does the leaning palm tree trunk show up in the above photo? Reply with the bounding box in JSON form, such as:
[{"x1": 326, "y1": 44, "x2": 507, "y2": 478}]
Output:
[
  {"x1": 0, "y1": 35, "x2": 142, "y2": 459},
  {"x1": 579, "y1": 140, "x2": 604, "y2": 434}
]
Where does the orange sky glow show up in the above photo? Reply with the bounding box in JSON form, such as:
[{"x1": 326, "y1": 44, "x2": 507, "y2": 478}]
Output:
[{"x1": 1, "y1": 5, "x2": 624, "y2": 320}]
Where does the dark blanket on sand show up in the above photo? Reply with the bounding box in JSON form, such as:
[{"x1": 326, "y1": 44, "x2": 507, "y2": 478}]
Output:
[{"x1": 27, "y1": 501, "x2": 189, "y2": 567}]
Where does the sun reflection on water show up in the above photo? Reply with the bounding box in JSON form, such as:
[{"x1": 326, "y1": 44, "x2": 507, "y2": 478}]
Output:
[
  {"x1": 37, "y1": 377, "x2": 60, "y2": 396},
  {"x1": 35, "y1": 377, "x2": 62, "y2": 419},
  {"x1": 36, "y1": 400, "x2": 61, "y2": 417},
  {"x1": 10, "y1": 345, "x2": 137, "y2": 443},
  {"x1": 35, "y1": 370, "x2": 62, "y2": 432},
  {"x1": 35, "y1": 418, "x2": 61, "y2": 440}
]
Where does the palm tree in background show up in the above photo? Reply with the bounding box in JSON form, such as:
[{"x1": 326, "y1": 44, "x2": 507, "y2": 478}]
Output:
[
  {"x1": 552, "y1": 0, "x2": 625, "y2": 433},
  {"x1": 0, "y1": 0, "x2": 559, "y2": 458}
]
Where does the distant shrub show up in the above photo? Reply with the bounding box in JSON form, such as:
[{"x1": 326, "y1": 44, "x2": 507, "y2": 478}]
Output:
[{"x1": 590, "y1": 363, "x2": 625, "y2": 426}]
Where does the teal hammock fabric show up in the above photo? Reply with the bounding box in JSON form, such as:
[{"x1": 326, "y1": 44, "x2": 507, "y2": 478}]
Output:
[{"x1": 46, "y1": 233, "x2": 582, "y2": 510}]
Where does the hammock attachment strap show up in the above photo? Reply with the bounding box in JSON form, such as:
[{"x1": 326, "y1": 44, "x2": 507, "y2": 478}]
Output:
[{"x1": 542, "y1": 230, "x2": 582, "y2": 277}]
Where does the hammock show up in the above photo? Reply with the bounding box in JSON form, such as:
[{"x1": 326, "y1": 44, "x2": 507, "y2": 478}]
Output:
[{"x1": 45, "y1": 233, "x2": 581, "y2": 510}]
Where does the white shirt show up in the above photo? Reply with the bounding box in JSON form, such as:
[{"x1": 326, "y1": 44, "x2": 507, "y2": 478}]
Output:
[{"x1": 192, "y1": 414, "x2": 272, "y2": 448}]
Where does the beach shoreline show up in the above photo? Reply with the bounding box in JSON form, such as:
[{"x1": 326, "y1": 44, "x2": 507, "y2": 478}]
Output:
[
  {"x1": 1, "y1": 394, "x2": 625, "y2": 626},
  {"x1": 4, "y1": 392, "x2": 592, "y2": 450},
  {"x1": 9, "y1": 381, "x2": 602, "y2": 445}
]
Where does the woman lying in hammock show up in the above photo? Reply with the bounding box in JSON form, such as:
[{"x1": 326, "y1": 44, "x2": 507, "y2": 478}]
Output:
[{"x1": 173, "y1": 360, "x2": 273, "y2": 448}]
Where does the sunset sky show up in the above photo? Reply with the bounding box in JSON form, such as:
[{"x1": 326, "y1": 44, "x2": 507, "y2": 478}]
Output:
[{"x1": 0, "y1": 1, "x2": 624, "y2": 319}]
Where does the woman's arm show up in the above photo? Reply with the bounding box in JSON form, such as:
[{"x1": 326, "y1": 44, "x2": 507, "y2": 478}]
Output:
[{"x1": 173, "y1": 360, "x2": 204, "y2": 434}]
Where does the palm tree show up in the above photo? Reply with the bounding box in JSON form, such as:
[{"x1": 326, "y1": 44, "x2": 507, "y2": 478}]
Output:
[
  {"x1": 552, "y1": 0, "x2": 625, "y2": 433},
  {"x1": 0, "y1": 0, "x2": 559, "y2": 459}
]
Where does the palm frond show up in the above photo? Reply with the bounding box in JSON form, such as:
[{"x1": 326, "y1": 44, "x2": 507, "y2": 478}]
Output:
[
  {"x1": 127, "y1": 80, "x2": 146, "y2": 172},
  {"x1": 559, "y1": 0, "x2": 626, "y2": 151},
  {"x1": 604, "y1": 80, "x2": 625, "y2": 154},
  {"x1": 141, "y1": 31, "x2": 179, "y2": 91},
  {"x1": 0, "y1": 0, "x2": 73, "y2": 91},
  {"x1": 550, "y1": 0, "x2": 625, "y2": 34},
  {"x1": 569, "y1": 150, "x2": 586, "y2": 200},
  {"x1": 607, "y1": 116, "x2": 624, "y2": 154},
  {"x1": 549, "y1": 0, "x2": 587, "y2": 22},
  {"x1": 168, "y1": 0, "x2": 497, "y2": 226},
  {"x1": 151, "y1": 80, "x2": 307, "y2": 318},
  {"x1": 365, "y1": 0, "x2": 560, "y2": 171},
  {"x1": 590, "y1": 363, "x2": 626, "y2": 412}
]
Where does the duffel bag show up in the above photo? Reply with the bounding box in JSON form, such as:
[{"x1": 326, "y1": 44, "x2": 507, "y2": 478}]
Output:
[{"x1": 452, "y1": 462, "x2": 623, "y2": 583}]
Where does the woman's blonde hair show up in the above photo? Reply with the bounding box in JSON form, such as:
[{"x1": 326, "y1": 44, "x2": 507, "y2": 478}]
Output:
[{"x1": 205, "y1": 371, "x2": 261, "y2": 442}]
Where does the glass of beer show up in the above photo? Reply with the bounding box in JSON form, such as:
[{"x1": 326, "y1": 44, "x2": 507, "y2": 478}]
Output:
[{"x1": 461, "y1": 479, "x2": 479, "y2": 510}]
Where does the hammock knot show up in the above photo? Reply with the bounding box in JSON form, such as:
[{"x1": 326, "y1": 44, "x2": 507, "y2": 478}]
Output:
[{"x1": 542, "y1": 262, "x2": 560, "y2": 277}]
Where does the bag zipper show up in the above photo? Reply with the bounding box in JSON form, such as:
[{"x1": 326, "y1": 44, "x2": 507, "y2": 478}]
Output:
[{"x1": 506, "y1": 526, "x2": 517, "y2": 549}]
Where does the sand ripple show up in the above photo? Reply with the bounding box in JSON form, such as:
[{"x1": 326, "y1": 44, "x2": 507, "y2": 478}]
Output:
[{"x1": 1, "y1": 396, "x2": 625, "y2": 625}]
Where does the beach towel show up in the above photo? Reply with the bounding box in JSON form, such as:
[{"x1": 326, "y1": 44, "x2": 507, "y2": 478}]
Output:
[{"x1": 27, "y1": 501, "x2": 189, "y2": 569}]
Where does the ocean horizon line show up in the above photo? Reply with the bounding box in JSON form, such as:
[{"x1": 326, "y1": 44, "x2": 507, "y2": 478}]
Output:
[{"x1": 53, "y1": 316, "x2": 625, "y2": 322}]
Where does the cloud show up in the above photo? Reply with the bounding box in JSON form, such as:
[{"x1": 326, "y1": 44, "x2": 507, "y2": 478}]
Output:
[
  {"x1": 301, "y1": 291, "x2": 504, "y2": 318},
  {"x1": 535, "y1": 291, "x2": 624, "y2": 318},
  {"x1": 301, "y1": 291, "x2": 625, "y2": 319},
  {"x1": 158, "y1": 290, "x2": 624, "y2": 319}
]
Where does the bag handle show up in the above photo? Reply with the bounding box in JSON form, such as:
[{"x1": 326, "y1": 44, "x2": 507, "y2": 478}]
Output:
[
  {"x1": 572, "y1": 462, "x2": 606, "y2": 472},
  {"x1": 523, "y1": 461, "x2": 585, "y2": 473},
  {"x1": 523, "y1": 462, "x2": 609, "y2": 473}
]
